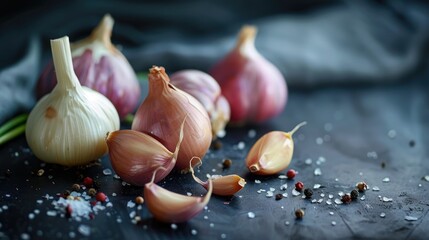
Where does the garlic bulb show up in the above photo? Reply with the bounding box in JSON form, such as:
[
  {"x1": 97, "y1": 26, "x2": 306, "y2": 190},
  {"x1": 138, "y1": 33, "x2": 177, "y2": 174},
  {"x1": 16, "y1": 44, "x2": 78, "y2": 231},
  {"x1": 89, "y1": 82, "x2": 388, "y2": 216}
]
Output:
[
  {"x1": 246, "y1": 122, "x2": 306, "y2": 175},
  {"x1": 37, "y1": 14, "x2": 140, "y2": 119},
  {"x1": 170, "y1": 70, "x2": 230, "y2": 137},
  {"x1": 210, "y1": 25, "x2": 287, "y2": 124},
  {"x1": 105, "y1": 118, "x2": 185, "y2": 186},
  {"x1": 132, "y1": 66, "x2": 212, "y2": 172},
  {"x1": 145, "y1": 167, "x2": 212, "y2": 223},
  {"x1": 26, "y1": 36, "x2": 120, "y2": 166}
]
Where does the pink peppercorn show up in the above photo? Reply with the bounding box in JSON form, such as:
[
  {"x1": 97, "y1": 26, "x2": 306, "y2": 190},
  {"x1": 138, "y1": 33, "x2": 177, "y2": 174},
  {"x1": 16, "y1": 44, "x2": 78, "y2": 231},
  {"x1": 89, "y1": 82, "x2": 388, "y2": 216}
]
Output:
[
  {"x1": 96, "y1": 192, "x2": 107, "y2": 202},
  {"x1": 286, "y1": 169, "x2": 296, "y2": 179},
  {"x1": 83, "y1": 177, "x2": 93, "y2": 187},
  {"x1": 295, "y1": 181, "x2": 304, "y2": 191}
]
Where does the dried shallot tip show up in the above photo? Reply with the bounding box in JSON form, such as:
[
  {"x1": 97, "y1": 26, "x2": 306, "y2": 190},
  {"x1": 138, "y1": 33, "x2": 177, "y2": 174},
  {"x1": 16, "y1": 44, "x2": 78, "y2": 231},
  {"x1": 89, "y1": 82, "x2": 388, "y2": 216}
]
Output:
[
  {"x1": 423, "y1": 176, "x2": 429, "y2": 182},
  {"x1": 356, "y1": 182, "x2": 368, "y2": 192},
  {"x1": 286, "y1": 169, "x2": 296, "y2": 179},
  {"x1": 222, "y1": 159, "x2": 232, "y2": 169},
  {"x1": 304, "y1": 188, "x2": 313, "y2": 198},
  {"x1": 135, "y1": 196, "x2": 144, "y2": 205},
  {"x1": 37, "y1": 169, "x2": 45, "y2": 176},
  {"x1": 341, "y1": 194, "x2": 352, "y2": 204},
  {"x1": 295, "y1": 182, "x2": 304, "y2": 192},
  {"x1": 211, "y1": 140, "x2": 223, "y2": 150},
  {"x1": 95, "y1": 192, "x2": 107, "y2": 202},
  {"x1": 275, "y1": 194, "x2": 283, "y2": 200},
  {"x1": 88, "y1": 188, "x2": 97, "y2": 197},
  {"x1": 350, "y1": 190, "x2": 359, "y2": 200},
  {"x1": 72, "y1": 184, "x2": 81, "y2": 191},
  {"x1": 83, "y1": 177, "x2": 94, "y2": 187},
  {"x1": 295, "y1": 209, "x2": 305, "y2": 219}
]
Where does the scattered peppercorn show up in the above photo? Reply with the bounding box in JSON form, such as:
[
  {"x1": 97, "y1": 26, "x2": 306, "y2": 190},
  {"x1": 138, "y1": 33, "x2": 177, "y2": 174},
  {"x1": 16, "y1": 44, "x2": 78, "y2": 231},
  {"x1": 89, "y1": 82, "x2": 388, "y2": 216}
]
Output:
[
  {"x1": 65, "y1": 204, "x2": 72, "y2": 218},
  {"x1": 275, "y1": 194, "x2": 283, "y2": 200},
  {"x1": 96, "y1": 192, "x2": 107, "y2": 202},
  {"x1": 295, "y1": 209, "x2": 305, "y2": 219},
  {"x1": 212, "y1": 140, "x2": 223, "y2": 150},
  {"x1": 350, "y1": 190, "x2": 359, "y2": 200},
  {"x1": 222, "y1": 159, "x2": 232, "y2": 169},
  {"x1": 381, "y1": 161, "x2": 386, "y2": 168},
  {"x1": 83, "y1": 177, "x2": 93, "y2": 187},
  {"x1": 341, "y1": 194, "x2": 352, "y2": 204},
  {"x1": 409, "y1": 140, "x2": 415, "y2": 147},
  {"x1": 37, "y1": 169, "x2": 45, "y2": 176},
  {"x1": 295, "y1": 181, "x2": 304, "y2": 192},
  {"x1": 286, "y1": 169, "x2": 296, "y2": 179},
  {"x1": 356, "y1": 182, "x2": 368, "y2": 192},
  {"x1": 63, "y1": 190, "x2": 71, "y2": 198},
  {"x1": 72, "y1": 184, "x2": 81, "y2": 191},
  {"x1": 135, "y1": 196, "x2": 144, "y2": 204},
  {"x1": 88, "y1": 188, "x2": 97, "y2": 197},
  {"x1": 304, "y1": 188, "x2": 313, "y2": 198}
]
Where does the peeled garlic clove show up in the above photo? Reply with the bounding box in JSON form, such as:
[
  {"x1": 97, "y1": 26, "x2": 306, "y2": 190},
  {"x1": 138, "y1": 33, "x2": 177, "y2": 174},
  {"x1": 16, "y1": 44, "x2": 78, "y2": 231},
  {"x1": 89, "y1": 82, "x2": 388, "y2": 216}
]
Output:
[
  {"x1": 132, "y1": 66, "x2": 212, "y2": 172},
  {"x1": 170, "y1": 70, "x2": 230, "y2": 137},
  {"x1": 189, "y1": 158, "x2": 245, "y2": 196},
  {"x1": 37, "y1": 14, "x2": 140, "y2": 119},
  {"x1": 26, "y1": 36, "x2": 120, "y2": 166},
  {"x1": 210, "y1": 25, "x2": 287, "y2": 124},
  {"x1": 246, "y1": 122, "x2": 306, "y2": 175},
  {"x1": 144, "y1": 168, "x2": 212, "y2": 223},
  {"x1": 106, "y1": 117, "x2": 185, "y2": 186}
]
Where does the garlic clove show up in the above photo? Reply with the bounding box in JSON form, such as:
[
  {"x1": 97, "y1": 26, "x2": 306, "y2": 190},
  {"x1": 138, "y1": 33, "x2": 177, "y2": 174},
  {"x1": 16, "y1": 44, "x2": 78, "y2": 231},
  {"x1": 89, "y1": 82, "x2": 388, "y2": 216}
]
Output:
[
  {"x1": 144, "y1": 168, "x2": 212, "y2": 223},
  {"x1": 246, "y1": 122, "x2": 306, "y2": 175},
  {"x1": 210, "y1": 25, "x2": 287, "y2": 124},
  {"x1": 170, "y1": 70, "x2": 230, "y2": 137},
  {"x1": 106, "y1": 117, "x2": 185, "y2": 186},
  {"x1": 189, "y1": 157, "x2": 246, "y2": 196},
  {"x1": 37, "y1": 14, "x2": 140, "y2": 119},
  {"x1": 26, "y1": 36, "x2": 120, "y2": 166},
  {"x1": 132, "y1": 66, "x2": 212, "y2": 172}
]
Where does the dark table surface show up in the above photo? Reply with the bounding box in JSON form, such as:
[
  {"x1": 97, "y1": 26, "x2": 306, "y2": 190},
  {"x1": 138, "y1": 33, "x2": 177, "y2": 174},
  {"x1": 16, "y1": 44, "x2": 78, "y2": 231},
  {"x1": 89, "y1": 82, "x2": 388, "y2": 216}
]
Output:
[{"x1": 1, "y1": 68, "x2": 428, "y2": 240}]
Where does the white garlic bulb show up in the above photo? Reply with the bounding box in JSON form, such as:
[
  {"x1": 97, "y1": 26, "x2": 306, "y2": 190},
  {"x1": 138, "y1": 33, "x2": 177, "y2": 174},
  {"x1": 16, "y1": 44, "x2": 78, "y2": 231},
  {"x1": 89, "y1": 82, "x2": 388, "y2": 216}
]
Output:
[{"x1": 26, "y1": 36, "x2": 120, "y2": 166}]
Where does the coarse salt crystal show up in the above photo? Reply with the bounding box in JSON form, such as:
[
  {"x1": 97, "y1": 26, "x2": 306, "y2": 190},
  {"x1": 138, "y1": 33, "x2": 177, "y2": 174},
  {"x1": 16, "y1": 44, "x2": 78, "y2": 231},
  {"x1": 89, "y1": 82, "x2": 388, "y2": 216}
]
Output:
[
  {"x1": 311, "y1": 199, "x2": 317, "y2": 203},
  {"x1": 305, "y1": 158, "x2": 312, "y2": 165},
  {"x1": 382, "y1": 197, "x2": 393, "y2": 202},
  {"x1": 372, "y1": 186, "x2": 380, "y2": 191},
  {"x1": 387, "y1": 130, "x2": 397, "y2": 139},
  {"x1": 248, "y1": 129, "x2": 256, "y2": 138},
  {"x1": 78, "y1": 224, "x2": 91, "y2": 237},
  {"x1": 382, "y1": 177, "x2": 390, "y2": 183},
  {"x1": 103, "y1": 169, "x2": 112, "y2": 176},
  {"x1": 329, "y1": 212, "x2": 334, "y2": 215},
  {"x1": 127, "y1": 201, "x2": 136, "y2": 208},
  {"x1": 47, "y1": 210, "x2": 57, "y2": 217},
  {"x1": 237, "y1": 142, "x2": 245, "y2": 150},
  {"x1": 171, "y1": 224, "x2": 178, "y2": 230},
  {"x1": 314, "y1": 168, "x2": 322, "y2": 176},
  {"x1": 328, "y1": 194, "x2": 333, "y2": 199},
  {"x1": 191, "y1": 229, "x2": 198, "y2": 235},
  {"x1": 28, "y1": 213, "x2": 35, "y2": 220},
  {"x1": 292, "y1": 189, "x2": 301, "y2": 196},
  {"x1": 360, "y1": 195, "x2": 366, "y2": 201},
  {"x1": 326, "y1": 200, "x2": 332, "y2": 205},
  {"x1": 318, "y1": 199, "x2": 324, "y2": 203},
  {"x1": 278, "y1": 175, "x2": 287, "y2": 179},
  {"x1": 334, "y1": 199, "x2": 343, "y2": 205},
  {"x1": 313, "y1": 184, "x2": 321, "y2": 189},
  {"x1": 331, "y1": 221, "x2": 336, "y2": 226},
  {"x1": 282, "y1": 193, "x2": 288, "y2": 198},
  {"x1": 316, "y1": 137, "x2": 323, "y2": 145},
  {"x1": 405, "y1": 216, "x2": 418, "y2": 221},
  {"x1": 380, "y1": 212, "x2": 386, "y2": 218},
  {"x1": 424, "y1": 176, "x2": 429, "y2": 182},
  {"x1": 280, "y1": 184, "x2": 288, "y2": 190},
  {"x1": 266, "y1": 191, "x2": 274, "y2": 198},
  {"x1": 255, "y1": 180, "x2": 261, "y2": 184},
  {"x1": 248, "y1": 212, "x2": 255, "y2": 219}
]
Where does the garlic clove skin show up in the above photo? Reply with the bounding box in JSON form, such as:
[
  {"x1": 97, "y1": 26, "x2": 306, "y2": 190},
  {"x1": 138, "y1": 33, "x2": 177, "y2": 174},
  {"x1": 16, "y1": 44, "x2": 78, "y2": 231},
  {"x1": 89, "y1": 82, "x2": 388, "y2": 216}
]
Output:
[
  {"x1": 37, "y1": 14, "x2": 140, "y2": 119},
  {"x1": 26, "y1": 36, "x2": 120, "y2": 167},
  {"x1": 170, "y1": 70, "x2": 231, "y2": 137},
  {"x1": 132, "y1": 66, "x2": 212, "y2": 172},
  {"x1": 246, "y1": 122, "x2": 306, "y2": 175},
  {"x1": 144, "y1": 171, "x2": 212, "y2": 223},
  {"x1": 210, "y1": 25, "x2": 287, "y2": 124},
  {"x1": 106, "y1": 117, "x2": 185, "y2": 186}
]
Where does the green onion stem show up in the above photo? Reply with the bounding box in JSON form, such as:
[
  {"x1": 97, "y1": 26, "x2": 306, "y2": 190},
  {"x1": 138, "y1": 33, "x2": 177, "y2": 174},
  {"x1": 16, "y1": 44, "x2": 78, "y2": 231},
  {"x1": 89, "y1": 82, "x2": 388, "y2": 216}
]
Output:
[
  {"x1": 0, "y1": 124, "x2": 26, "y2": 146},
  {"x1": 0, "y1": 114, "x2": 28, "y2": 136}
]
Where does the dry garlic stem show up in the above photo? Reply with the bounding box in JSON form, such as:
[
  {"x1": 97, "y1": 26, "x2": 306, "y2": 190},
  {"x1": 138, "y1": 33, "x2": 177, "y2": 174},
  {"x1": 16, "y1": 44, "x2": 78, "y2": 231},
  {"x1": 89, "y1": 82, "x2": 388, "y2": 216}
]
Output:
[
  {"x1": 26, "y1": 36, "x2": 119, "y2": 166},
  {"x1": 190, "y1": 157, "x2": 246, "y2": 196},
  {"x1": 246, "y1": 122, "x2": 306, "y2": 175},
  {"x1": 144, "y1": 167, "x2": 212, "y2": 223}
]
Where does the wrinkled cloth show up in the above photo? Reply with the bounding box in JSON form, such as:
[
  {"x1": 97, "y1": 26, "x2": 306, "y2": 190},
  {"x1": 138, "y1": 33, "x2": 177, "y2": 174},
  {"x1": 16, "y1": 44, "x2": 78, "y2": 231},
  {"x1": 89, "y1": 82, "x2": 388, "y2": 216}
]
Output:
[{"x1": 0, "y1": 0, "x2": 428, "y2": 123}]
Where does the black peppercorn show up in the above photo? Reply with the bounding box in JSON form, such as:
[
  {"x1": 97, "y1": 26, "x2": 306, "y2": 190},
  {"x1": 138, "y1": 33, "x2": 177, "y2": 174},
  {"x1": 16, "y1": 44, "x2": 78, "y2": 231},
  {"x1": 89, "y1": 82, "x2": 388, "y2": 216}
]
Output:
[
  {"x1": 295, "y1": 209, "x2": 305, "y2": 219},
  {"x1": 304, "y1": 188, "x2": 313, "y2": 198},
  {"x1": 63, "y1": 190, "x2": 71, "y2": 198},
  {"x1": 72, "y1": 183, "x2": 81, "y2": 191},
  {"x1": 409, "y1": 140, "x2": 415, "y2": 147},
  {"x1": 350, "y1": 190, "x2": 359, "y2": 200},
  {"x1": 275, "y1": 194, "x2": 283, "y2": 200},
  {"x1": 222, "y1": 159, "x2": 232, "y2": 169},
  {"x1": 212, "y1": 140, "x2": 223, "y2": 150},
  {"x1": 88, "y1": 188, "x2": 97, "y2": 197}
]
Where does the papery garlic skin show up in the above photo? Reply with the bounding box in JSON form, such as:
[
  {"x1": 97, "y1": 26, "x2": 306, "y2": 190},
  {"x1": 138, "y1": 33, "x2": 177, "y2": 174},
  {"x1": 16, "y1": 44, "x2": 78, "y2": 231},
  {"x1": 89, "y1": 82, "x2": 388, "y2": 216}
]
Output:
[
  {"x1": 37, "y1": 14, "x2": 140, "y2": 119},
  {"x1": 106, "y1": 118, "x2": 185, "y2": 186},
  {"x1": 170, "y1": 70, "x2": 230, "y2": 138},
  {"x1": 144, "y1": 172, "x2": 212, "y2": 223},
  {"x1": 210, "y1": 25, "x2": 287, "y2": 124},
  {"x1": 132, "y1": 66, "x2": 212, "y2": 171},
  {"x1": 245, "y1": 122, "x2": 306, "y2": 175},
  {"x1": 26, "y1": 36, "x2": 120, "y2": 166}
]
